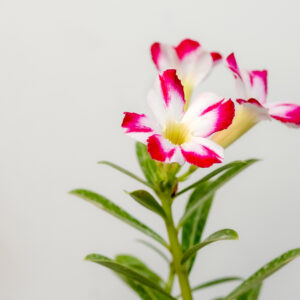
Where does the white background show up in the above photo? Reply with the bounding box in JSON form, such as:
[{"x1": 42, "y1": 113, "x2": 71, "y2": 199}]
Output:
[{"x1": 0, "y1": 0, "x2": 299, "y2": 299}]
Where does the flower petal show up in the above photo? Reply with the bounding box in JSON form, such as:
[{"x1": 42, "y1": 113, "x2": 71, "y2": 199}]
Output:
[
  {"x1": 226, "y1": 53, "x2": 248, "y2": 99},
  {"x1": 236, "y1": 98, "x2": 270, "y2": 121},
  {"x1": 147, "y1": 134, "x2": 176, "y2": 162},
  {"x1": 182, "y1": 93, "x2": 235, "y2": 137},
  {"x1": 177, "y1": 41, "x2": 213, "y2": 87},
  {"x1": 122, "y1": 112, "x2": 154, "y2": 143},
  {"x1": 226, "y1": 52, "x2": 242, "y2": 79},
  {"x1": 248, "y1": 70, "x2": 268, "y2": 104},
  {"x1": 180, "y1": 137, "x2": 224, "y2": 168},
  {"x1": 236, "y1": 98, "x2": 264, "y2": 107},
  {"x1": 150, "y1": 42, "x2": 179, "y2": 72},
  {"x1": 183, "y1": 92, "x2": 222, "y2": 122},
  {"x1": 147, "y1": 69, "x2": 185, "y2": 124},
  {"x1": 227, "y1": 53, "x2": 268, "y2": 105},
  {"x1": 211, "y1": 52, "x2": 222, "y2": 65},
  {"x1": 151, "y1": 39, "x2": 219, "y2": 91},
  {"x1": 268, "y1": 103, "x2": 300, "y2": 127},
  {"x1": 175, "y1": 39, "x2": 201, "y2": 60},
  {"x1": 192, "y1": 98, "x2": 235, "y2": 137}
]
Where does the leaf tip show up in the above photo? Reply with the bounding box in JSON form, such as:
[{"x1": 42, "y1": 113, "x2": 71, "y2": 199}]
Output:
[
  {"x1": 245, "y1": 158, "x2": 261, "y2": 164},
  {"x1": 123, "y1": 190, "x2": 130, "y2": 195},
  {"x1": 85, "y1": 254, "x2": 95, "y2": 261},
  {"x1": 69, "y1": 189, "x2": 79, "y2": 195},
  {"x1": 228, "y1": 229, "x2": 239, "y2": 240}
]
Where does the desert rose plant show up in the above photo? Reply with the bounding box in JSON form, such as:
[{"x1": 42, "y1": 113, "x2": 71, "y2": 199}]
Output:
[{"x1": 71, "y1": 39, "x2": 300, "y2": 300}]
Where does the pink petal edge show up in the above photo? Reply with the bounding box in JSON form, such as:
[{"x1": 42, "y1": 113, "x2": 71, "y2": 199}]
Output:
[
  {"x1": 236, "y1": 98, "x2": 264, "y2": 107},
  {"x1": 269, "y1": 103, "x2": 300, "y2": 127},
  {"x1": 200, "y1": 98, "x2": 235, "y2": 136},
  {"x1": 211, "y1": 52, "x2": 222, "y2": 64},
  {"x1": 122, "y1": 112, "x2": 153, "y2": 133},
  {"x1": 159, "y1": 69, "x2": 185, "y2": 107},
  {"x1": 150, "y1": 42, "x2": 160, "y2": 69},
  {"x1": 181, "y1": 145, "x2": 223, "y2": 168},
  {"x1": 147, "y1": 134, "x2": 175, "y2": 162},
  {"x1": 175, "y1": 39, "x2": 201, "y2": 60},
  {"x1": 226, "y1": 53, "x2": 242, "y2": 79}
]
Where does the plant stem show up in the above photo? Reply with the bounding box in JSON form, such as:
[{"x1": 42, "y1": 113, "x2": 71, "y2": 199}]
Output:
[
  {"x1": 160, "y1": 194, "x2": 193, "y2": 300},
  {"x1": 165, "y1": 263, "x2": 175, "y2": 293},
  {"x1": 177, "y1": 165, "x2": 198, "y2": 182}
]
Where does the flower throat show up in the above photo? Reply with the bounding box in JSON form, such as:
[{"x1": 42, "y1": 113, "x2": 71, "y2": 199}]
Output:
[{"x1": 163, "y1": 120, "x2": 191, "y2": 145}]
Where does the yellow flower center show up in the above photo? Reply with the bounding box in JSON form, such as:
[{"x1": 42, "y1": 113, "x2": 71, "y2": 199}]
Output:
[{"x1": 163, "y1": 120, "x2": 191, "y2": 145}]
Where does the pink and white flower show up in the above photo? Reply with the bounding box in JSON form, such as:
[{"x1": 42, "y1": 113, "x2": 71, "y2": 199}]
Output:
[
  {"x1": 226, "y1": 53, "x2": 300, "y2": 127},
  {"x1": 122, "y1": 69, "x2": 235, "y2": 168},
  {"x1": 150, "y1": 39, "x2": 222, "y2": 101}
]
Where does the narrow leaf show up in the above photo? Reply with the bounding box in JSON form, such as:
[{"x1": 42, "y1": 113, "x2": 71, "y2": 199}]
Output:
[
  {"x1": 236, "y1": 284, "x2": 262, "y2": 300},
  {"x1": 176, "y1": 160, "x2": 258, "y2": 197},
  {"x1": 181, "y1": 181, "x2": 214, "y2": 273},
  {"x1": 86, "y1": 254, "x2": 175, "y2": 300},
  {"x1": 117, "y1": 277, "x2": 154, "y2": 300},
  {"x1": 116, "y1": 254, "x2": 170, "y2": 299},
  {"x1": 70, "y1": 189, "x2": 168, "y2": 248},
  {"x1": 115, "y1": 254, "x2": 164, "y2": 286},
  {"x1": 224, "y1": 248, "x2": 300, "y2": 300},
  {"x1": 98, "y1": 160, "x2": 152, "y2": 187},
  {"x1": 137, "y1": 239, "x2": 170, "y2": 264},
  {"x1": 178, "y1": 159, "x2": 258, "y2": 227},
  {"x1": 136, "y1": 142, "x2": 160, "y2": 185},
  {"x1": 176, "y1": 277, "x2": 242, "y2": 298},
  {"x1": 127, "y1": 190, "x2": 166, "y2": 218},
  {"x1": 181, "y1": 229, "x2": 239, "y2": 264},
  {"x1": 191, "y1": 276, "x2": 243, "y2": 292}
]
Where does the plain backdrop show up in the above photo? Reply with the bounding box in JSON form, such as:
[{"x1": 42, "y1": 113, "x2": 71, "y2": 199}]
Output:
[{"x1": 0, "y1": 0, "x2": 299, "y2": 299}]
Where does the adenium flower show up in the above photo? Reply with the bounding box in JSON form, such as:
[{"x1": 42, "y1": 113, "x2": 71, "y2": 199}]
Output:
[
  {"x1": 227, "y1": 53, "x2": 300, "y2": 126},
  {"x1": 150, "y1": 39, "x2": 222, "y2": 103},
  {"x1": 212, "y1": 53, "x2": 300, "y2": 148},
  {"x1": 122, "y1": 69, "x2": 235, "y2": 168}
]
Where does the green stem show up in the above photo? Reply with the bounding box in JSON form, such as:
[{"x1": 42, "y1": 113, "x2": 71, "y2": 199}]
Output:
[
  {"x1": 160, "y1": 193, "x2": 193, "y2": 300},
  {"x1": 177, "y1": 165, "x2": 198, "y2": 182},
  {"x1": 165, "y1": 263, "x2": 175, "y2": 293}
]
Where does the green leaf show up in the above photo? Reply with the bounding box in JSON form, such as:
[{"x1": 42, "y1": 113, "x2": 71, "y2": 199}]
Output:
[
  {"x1": 181, "y1": 181, "x2": 214, "y2": 273},
  {"x1": 127, "y1": 190, "x2": 166, "y2": 218},
  {"x1": 70, "y1": 189, "x2": 168, "y2": 248},
  {"x1": 176, "y1": 159, "x2": 259, "y2": 197},
  {"x1": 115, "y1": 254, "x2": 164, "y2": 286},
  {"x1": 176, "y1": 276, "x2": 242, "y2": 298},
  {"x1": 236, "y1": 284, "x2": 262, "y2": 300},
  {"x1": 86, "y1": 254, "x2": 175, "y2": 300},
  {"x1": 98, "y1": 160, "x2": 152, "y2": 188},
  {"x1": 137, "y1": 239, "x2": 170, "y2": 264},
  {"x1": 117, "y1": 277, "x2": 154, "y2": 300},
  {"x1": 191, "y1": 276, "x2": 243, "y2": 293},
  {"x1": 224, "y1": 248, "x2": 300, "y2": 300},
  {"x1": 181, "y1": 229, "x2": 239, "y2": 264},
  {"x1": 136, "y1": 142, "x2": 160, "y2": 185},
  {"x1": 178, "y1": 159, "x2": 258, "y2": 227}
]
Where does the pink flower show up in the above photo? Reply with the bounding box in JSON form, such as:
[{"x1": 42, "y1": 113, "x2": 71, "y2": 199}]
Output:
[
  {"x1": 227, "y1": 53, "x2": 300, "y2": 127},
  {"x1": 150, "y1": 39, "x2": 222, "y2": 102},
  {"x1": 122, "y1": 70, "x2": 235, "y2": 168}
]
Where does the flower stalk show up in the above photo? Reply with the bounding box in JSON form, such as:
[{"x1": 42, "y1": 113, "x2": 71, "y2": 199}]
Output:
[{"x1": 158, "y1": 191, "x2": 193, "y2": 300}]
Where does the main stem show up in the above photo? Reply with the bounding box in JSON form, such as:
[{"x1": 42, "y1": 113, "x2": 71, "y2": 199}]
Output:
[{"x1": 160, "y1": 194, "x2": 193, "y2": 300}]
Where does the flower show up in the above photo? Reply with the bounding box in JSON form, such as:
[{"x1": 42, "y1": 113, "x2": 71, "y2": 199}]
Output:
[
  {"x1": 122, "y1": 69, "x2": 235, "y2": 168},
  {"x1": 212, "y1": 53, "x2": 300, "y2": 148},
  {"x1": 150, "y1": 39, "x2": 222, "y2": 103}
]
